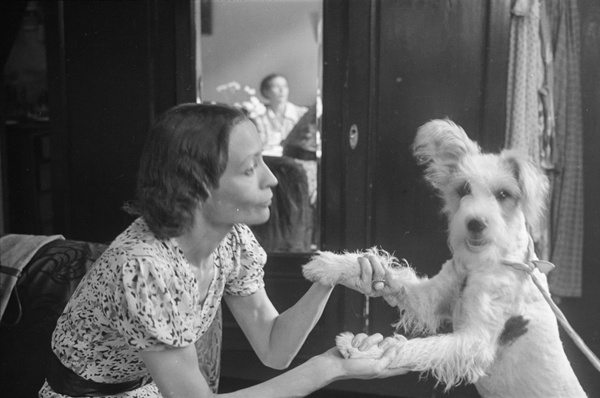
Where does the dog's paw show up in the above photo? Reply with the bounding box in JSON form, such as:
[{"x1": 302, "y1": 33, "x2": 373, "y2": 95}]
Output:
[
  {"x1": 335, "y1": 332, "x2": 388, "y2": 360},
  {"x1": 302, "y1": 251, "x2": 362, "y2": 286},
  {"x1": 383, "y1": 285, "x2": 407, "y2": 307},
  {"x1": 303, "y1": 247, "x2": 401, "y2": 287}
]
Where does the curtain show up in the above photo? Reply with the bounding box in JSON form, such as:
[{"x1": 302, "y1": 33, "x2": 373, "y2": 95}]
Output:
[
  {"x1": 505, "y1": 0, "x2": 550, "y2": 257},
  {"x1": 505, "y1": 0, "x2": 584, "y2": 297},
  {"x1": 546, "y1": 0, "x2": 584, "y2": 297}
]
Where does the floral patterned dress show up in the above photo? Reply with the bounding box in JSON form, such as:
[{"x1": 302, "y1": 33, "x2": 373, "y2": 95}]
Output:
[{"x1": 39, "y1": 218, "x2": 266, "y2": 397}]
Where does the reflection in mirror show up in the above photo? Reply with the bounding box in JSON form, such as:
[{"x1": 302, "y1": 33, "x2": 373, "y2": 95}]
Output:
[{"x1": 197, "y1": 0, "x2": 322, "y2": 254}]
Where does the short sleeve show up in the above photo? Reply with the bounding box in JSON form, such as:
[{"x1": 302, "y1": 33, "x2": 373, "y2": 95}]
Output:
[
  {"x1": 223, "y1": 224, "x2": 267, "y2": 296},
  {"x1": 111, "y1": 255, "x2": 200, "y2": 350}
]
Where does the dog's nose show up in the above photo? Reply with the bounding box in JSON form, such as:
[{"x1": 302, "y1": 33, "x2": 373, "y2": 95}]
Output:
[{"x1": 467, "y1": 218, "x2": 487, "y2": 232}]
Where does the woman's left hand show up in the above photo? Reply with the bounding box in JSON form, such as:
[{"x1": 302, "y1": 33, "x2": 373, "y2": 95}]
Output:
[{"x1": 339, "y1": 254, "x2": 390, "y2": 297}]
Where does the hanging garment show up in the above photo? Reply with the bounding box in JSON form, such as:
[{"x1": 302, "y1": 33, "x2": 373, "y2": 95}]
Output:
[
  {"x1": 546, "y1": 0, "x2": 584, "y2": 297},
  {"x1": 505, "y1": 0, "x2": 551, "y2": 258}
]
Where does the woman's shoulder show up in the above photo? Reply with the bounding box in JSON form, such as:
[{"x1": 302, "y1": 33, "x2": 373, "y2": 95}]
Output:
[
  {"x1": 286, "y1": 102, "x2": 309, "y2": 118},
  {"x1": 220, "y1": 224, "x2": 266, "y2": 295},
  {"x1": 219, "y1": 224, "x2": 266, "y2": 266},
  {"x1": 110, "y1": 218, "x2": 165, "y2": 250},
  {"x1": 100, "y1": 218, "x2": 180, "y2": 272}
]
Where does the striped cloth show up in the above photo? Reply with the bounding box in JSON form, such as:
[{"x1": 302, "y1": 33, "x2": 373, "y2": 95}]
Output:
[
  {"x1": 546, "y1": 0, "x2": 584, "y2": 297},
  {"x1": 506, "y1": 0, "x2": 584, "y2": 297},
  {"x1": 505, "y1": 0, "x2": 551, "y2": 258}
]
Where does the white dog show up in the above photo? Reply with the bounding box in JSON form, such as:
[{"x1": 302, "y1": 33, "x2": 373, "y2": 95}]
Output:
[{"x1": 303, "y1": 119, "x2": 586, "y2": 397}]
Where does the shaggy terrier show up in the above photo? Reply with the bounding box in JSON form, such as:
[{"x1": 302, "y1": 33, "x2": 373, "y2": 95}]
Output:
[{"x1": 303, "y1": 119, "x2": 586, "y2": 397}]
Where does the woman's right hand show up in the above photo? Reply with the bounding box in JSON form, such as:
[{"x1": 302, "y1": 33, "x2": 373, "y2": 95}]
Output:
[{"x1": 319, "y1": 343, "x2": 410, "y2": 380}]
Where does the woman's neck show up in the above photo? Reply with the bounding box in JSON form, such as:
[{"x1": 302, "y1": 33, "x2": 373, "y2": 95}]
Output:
[
  {"x1": 269, "y1": 101, "x2": 287, "y2": 116},
  {"x1": 175, "y1": 219, "x2": 230, "y2": 269}
]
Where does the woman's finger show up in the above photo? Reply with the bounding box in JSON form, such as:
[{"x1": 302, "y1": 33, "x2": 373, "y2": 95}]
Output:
[
  {"x1": 358, "y1": 256, "x2": 373, "y2": 290},
  {"x1": 357, "y1": 333, "x2": 383, "y2": 351},
  {"x1": 351, "y1": 333, "x2": 369, "y2": 348},
  {"x1": 366, "y1": 254, "x2": 386, "y2": 289}
]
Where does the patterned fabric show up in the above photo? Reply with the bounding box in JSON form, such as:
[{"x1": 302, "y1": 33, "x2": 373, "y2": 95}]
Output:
[
  {"x1": 40, "y1": 218, "x2": 266, "y2": 397},
  {"x1": 506, "y1": 0, "x2": 544, "y2": 163},
  {"x1": 546, "y1": 0, "x2": 584, "y2": 297},
  {"x1": 506, "y1": 0, "x2": 584, "y2": 297},
  {"x1": 254, "y1": 102, "x2": 308, "y2": 156},
  {"x1": 505, "y1": 0, "x2": 551, "y2": 258}
]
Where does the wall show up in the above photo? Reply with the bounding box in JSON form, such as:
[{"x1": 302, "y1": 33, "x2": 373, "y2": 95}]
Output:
[{"x1": 200, "y1": 0, "x2": 321, "y2": 107}]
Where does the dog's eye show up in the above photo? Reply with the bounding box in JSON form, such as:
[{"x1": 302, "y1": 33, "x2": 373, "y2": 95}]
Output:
[
  {"x1": 457, "y1": 182, "x2": 471, "y2": 197},
  {"x1": 496, "y1": 190, "x2": 511, "y2": 201}
]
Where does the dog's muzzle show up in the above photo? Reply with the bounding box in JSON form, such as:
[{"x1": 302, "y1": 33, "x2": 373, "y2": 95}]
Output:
[{"x1": 467, "y1": 217, "x2": 487, "y2": 233}]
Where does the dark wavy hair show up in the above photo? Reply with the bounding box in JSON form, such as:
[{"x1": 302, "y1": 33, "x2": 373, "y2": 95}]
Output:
[
  {"x1": 126, "y1": 103, "x2": 248, "y2": 239},
  {"x1": 259, "y1": 73, "x2": 287, "y2": 98}
]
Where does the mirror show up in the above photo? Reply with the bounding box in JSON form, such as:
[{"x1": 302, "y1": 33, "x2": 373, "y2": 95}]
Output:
[{"x1": 197, "y1": 0, "x2": 323, "y2": 253}]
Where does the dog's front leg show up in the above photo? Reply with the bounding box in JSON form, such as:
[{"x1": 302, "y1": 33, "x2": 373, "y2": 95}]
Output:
[
  {"x1": 302, "y1": 250, "x2": 363, "y2": 286},
  {"x1": 339, "y1": 274, "x2": 507, "y2": 391},
  {"x1": 386, "y1": 260, "x2": 461, "y2": 336},
  {"x1": 302, "y1": 247, "x2": 399, "y2": 287},
  {"x1": 389, "y1": 276, "x2": 508, "y2": 390},
  {"x1": 334, "y1": 326, "x2": 496, "y2": 390}
]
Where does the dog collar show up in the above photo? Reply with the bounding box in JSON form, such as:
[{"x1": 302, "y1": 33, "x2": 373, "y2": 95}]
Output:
[
  {"x1": 502, "y1": 259, "x2": 555, "y2": 275},
  {"x1": 501, "y1": 235, "x2": 555, "y2": 275},
  {"x1": 502, "y1": 237, "x2": 600, "y2": 374}
]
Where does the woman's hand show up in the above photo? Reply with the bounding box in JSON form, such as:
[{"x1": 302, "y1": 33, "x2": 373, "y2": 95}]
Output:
[
  {"x1": 349, "y1": 332, "x2": 387, "y2": 353},
  {"x1": 339, "y1": 254, "x2": 399, "y2": 297},
  {"x1": 319, "y1": 342, "x2": 409, "y2": 380}
]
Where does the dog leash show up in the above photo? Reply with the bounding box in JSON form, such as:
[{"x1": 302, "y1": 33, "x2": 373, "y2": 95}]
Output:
[{"x1": 503, "y1": 257, "x2": 600, "y2": 373}]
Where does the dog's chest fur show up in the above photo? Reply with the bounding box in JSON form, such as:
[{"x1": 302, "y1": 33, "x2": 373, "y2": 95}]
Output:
[{"x1": 446, "y1": 260, "x2": 581, "y2": 397}]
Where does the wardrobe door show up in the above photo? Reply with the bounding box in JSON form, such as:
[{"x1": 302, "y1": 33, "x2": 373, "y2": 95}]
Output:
[
  {"x1": 368, "y1": 0, "x2": 504, "y2": 334},
  {"x1": 322, "y1": 0, "x2": 509, "y2": 396},
  {"x1": 46, "y1": 0, "x2": 194, "y2": 242}
]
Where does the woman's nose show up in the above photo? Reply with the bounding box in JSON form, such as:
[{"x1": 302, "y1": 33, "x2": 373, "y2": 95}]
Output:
[{"x1": 263, "y1": 166, "x2": 278, "y2": 188}]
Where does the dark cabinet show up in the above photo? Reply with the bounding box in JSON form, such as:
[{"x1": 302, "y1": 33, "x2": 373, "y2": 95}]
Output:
[
  {"x1": 312, "y1": 1, "x2": 510, "y2": 396},
  {"x1": 5, "y1": 122, "x2": 53, "y2": 235},
  {"x1": 44, "y1": 0, "x2": 196, "y2": 242}
]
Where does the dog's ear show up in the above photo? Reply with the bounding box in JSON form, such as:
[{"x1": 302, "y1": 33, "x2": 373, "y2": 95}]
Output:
[
  {"x1": 412, "y1": 119, "x2": 480, "y2": 188},
  {"x1": 502, "y1": 150, "x2": 550, "y2": 231}
]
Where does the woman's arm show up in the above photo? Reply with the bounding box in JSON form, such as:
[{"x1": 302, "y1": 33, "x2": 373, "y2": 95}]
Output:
[
  {"x1": 142, "y1": 340, "x2": 408, "y2": 398},
  {"x1": 224, "y1": 282, "x2": 333, "y2": 369},
  {"x1": 225, "y1": 254, "x2": 387, "y2": 369}
]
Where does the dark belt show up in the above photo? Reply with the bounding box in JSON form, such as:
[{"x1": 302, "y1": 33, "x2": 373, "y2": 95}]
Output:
[{"x1": 47, "y1": 352, "x2": 151, "y2": 397}]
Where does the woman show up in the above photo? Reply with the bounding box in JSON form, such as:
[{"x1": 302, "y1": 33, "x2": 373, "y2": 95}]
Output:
[
  {"x1": 254, "y1": 73, "x2": 308, "y2": 156},
  {"x1": 39, "y1": 103, "x2": 407, "y2": 397}
]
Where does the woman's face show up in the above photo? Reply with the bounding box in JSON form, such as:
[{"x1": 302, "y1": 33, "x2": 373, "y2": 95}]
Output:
[
  {"x1": 264, "y1": 76, "x2": 289, "y2": 105},
  {"x1": 202, "y1": 120, "x2": 278, "y2": 227}
]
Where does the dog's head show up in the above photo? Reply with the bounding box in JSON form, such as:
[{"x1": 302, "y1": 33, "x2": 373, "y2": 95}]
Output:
[{"x1": 412, "y1": 119, "x2": 549, "y2": 260}]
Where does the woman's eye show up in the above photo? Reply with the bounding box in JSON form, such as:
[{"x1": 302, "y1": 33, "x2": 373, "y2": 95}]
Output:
[{"x1": 244, "y1": 163, "x2": 258, "y2": 176}]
